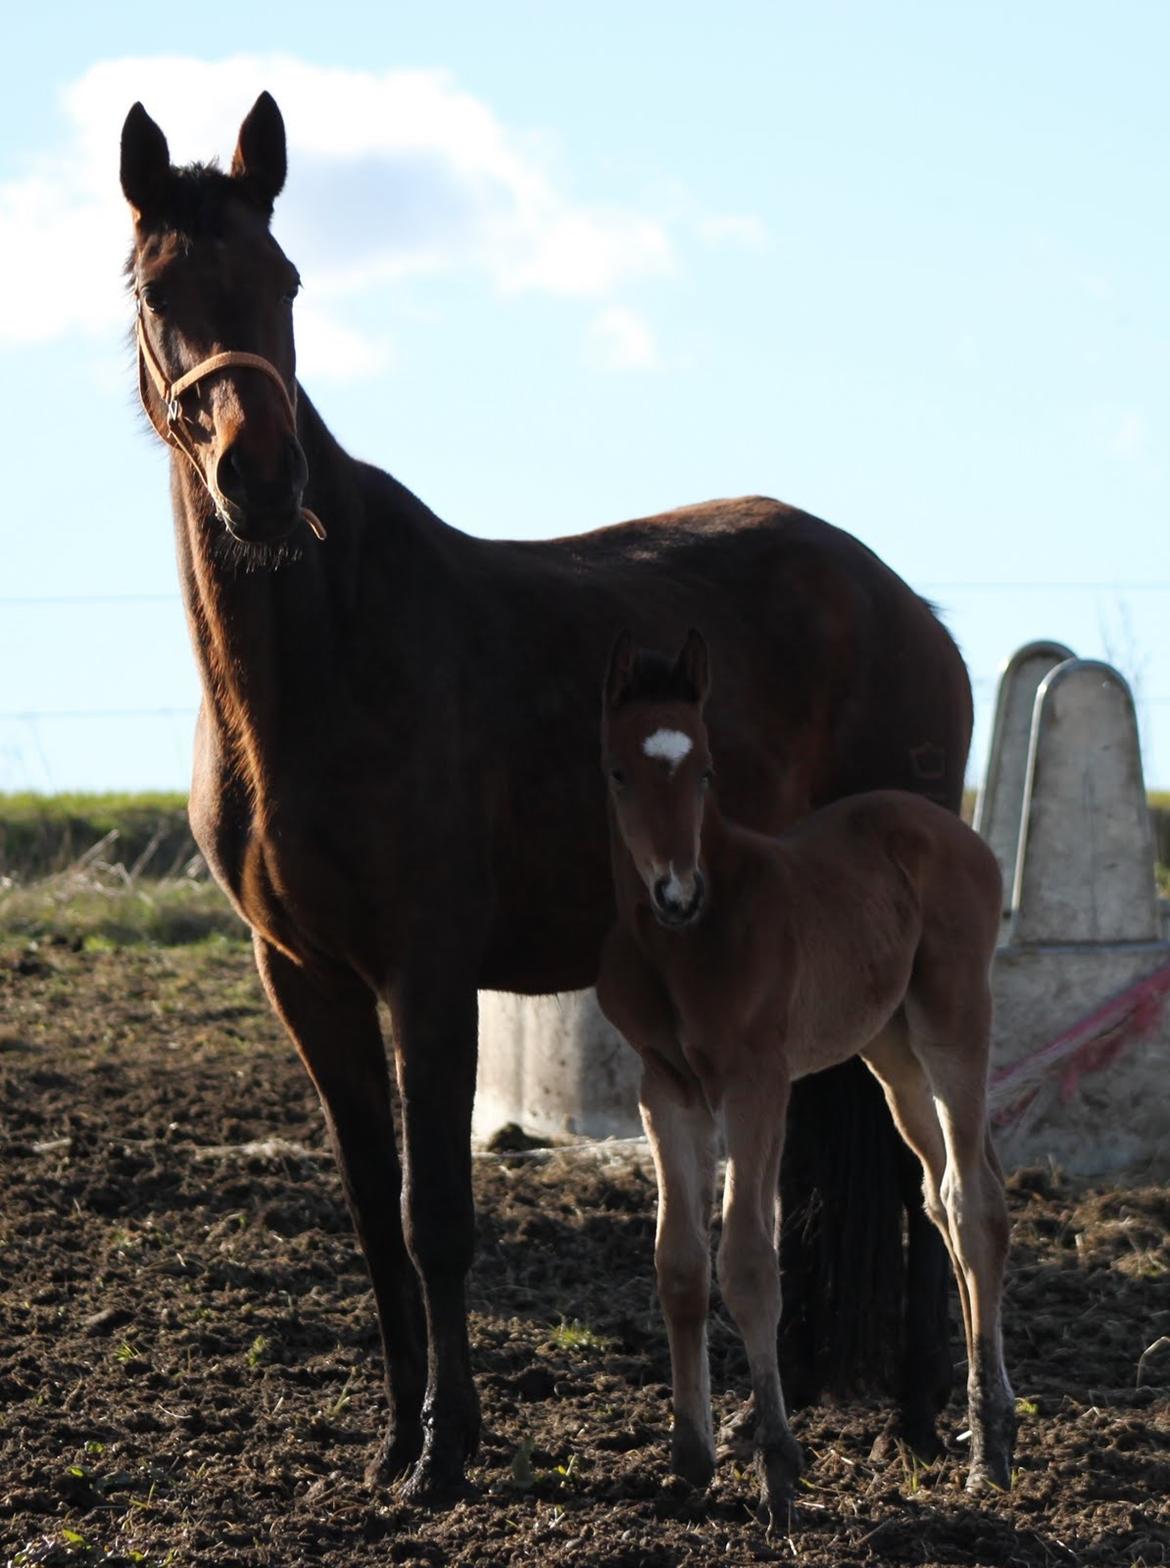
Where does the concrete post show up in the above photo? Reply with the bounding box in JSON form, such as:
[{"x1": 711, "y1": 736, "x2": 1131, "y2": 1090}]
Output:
[
  {"x1": 973, "y1": 640, "x2": 1075, "y2": 910},
  {"x1": 1011, "y1": 659, "x2": 1157, "y2": 944}
]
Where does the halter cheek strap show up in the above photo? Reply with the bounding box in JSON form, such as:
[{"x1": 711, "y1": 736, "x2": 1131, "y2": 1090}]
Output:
[{"x1": 134, "y1": 298, "x2": 326, "y2": 541}]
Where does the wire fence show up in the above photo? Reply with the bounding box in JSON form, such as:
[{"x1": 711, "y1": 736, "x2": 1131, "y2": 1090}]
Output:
[{"x1": 2, "y1": 581, "x2": 1168, "y2": 789}]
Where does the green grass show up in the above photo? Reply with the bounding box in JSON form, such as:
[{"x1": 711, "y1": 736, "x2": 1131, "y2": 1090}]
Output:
[
  {"x1": 0, "y1": 873, "x2": 243, "y2": 948},
  {"x1": 0, "y1": 791, "x2": 245, "y2": 948},
  {"x1": 0, "y1": 791, "x2": 193, "y2": 881}
]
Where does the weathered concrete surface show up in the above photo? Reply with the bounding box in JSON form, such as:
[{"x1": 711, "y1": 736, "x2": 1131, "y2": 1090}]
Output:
[
  {"x1": 973, "y1": 640, "x2": 1075, "y2": 910},
  {"x1": 475, "y1": 989, "x2": 642, "y2": 1142},
  {"x1": 990, "y1": 943, "x2": 1170, "y2": 1175},
  {"x1": 1011, "y1": 660, "x2": 1158, "y2": 944}
]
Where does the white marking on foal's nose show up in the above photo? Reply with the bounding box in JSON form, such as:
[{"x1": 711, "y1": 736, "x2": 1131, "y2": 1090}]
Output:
[
  {"x1": 663, "y1": 870, "x2": 687, "y2": 905},
  {"x1": 643, "y1": 728, "x2": 692, "y2": 772}
]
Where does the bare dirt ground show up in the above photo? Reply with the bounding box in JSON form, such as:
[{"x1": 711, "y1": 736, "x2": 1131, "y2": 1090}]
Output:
[{"x1": 1, "y1": 936, "x2": 1168, "y2": 1567}]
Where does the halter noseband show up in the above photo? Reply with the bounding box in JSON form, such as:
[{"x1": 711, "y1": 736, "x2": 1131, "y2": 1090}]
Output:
[{"x1": 134, "y1": 295, "x2": 326, "y2": 541}]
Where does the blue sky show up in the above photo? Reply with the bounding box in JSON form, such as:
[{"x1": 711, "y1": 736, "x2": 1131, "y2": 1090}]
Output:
[{"x1": 1, "y1": 2, "x2": 1167, "y2": 793}]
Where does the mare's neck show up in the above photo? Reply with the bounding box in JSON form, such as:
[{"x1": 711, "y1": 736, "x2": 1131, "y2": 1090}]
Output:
[{"x1": 172, "y1": 389, "x2": 416, "y2": 807}]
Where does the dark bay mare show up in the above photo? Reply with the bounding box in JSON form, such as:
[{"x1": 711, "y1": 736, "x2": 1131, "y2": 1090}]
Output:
[
  {"x1": 596, "y1": 633, "x2": 1013, "y2": 1530},
  {"x1": 119, "y1": 92, "x2": 973, "y2": 1500}
]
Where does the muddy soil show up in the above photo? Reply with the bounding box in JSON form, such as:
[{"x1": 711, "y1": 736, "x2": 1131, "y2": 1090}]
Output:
[{"x1": 1, "y1": 938, "x2": 1168, "y2": 1567}]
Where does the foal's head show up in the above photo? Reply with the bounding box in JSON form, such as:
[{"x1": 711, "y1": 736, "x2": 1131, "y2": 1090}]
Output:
[
  {"x1": 602, "y1": 630, "x2": 714, "y2": 928},
  {"x1": 120, "y1": 93, "x2": 308, "y2": 547}
]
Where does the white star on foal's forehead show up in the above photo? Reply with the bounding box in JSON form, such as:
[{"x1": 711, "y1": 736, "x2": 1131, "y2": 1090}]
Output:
[{"x1": 642, "y1": 728, "x2": 693, "y2": 771}]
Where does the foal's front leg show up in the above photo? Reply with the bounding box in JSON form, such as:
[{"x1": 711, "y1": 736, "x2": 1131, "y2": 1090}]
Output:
[
  {"x1": 639, "y1": 1061, "x2": 718, "y2": 1488},
  {"x1": 717, "y1": 1069, "x2": 802, "y2": 1532}
]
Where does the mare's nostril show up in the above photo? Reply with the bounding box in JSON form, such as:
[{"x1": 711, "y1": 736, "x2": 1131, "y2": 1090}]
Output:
[{"x1": 216, "y1": 444, "x2": 246, "y2": 506}]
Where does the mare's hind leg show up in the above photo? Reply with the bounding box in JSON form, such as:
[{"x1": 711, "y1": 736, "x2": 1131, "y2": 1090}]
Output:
[
  {"x1": 640, "y1": 1062, "x2": 718, "y2": 1489},
  {"x1": 717, "y1": 1068, "x2": 802, "y2": 1533},
  {"x1": 255, "y1": 939, "x2": 427, "y2": 1482}
]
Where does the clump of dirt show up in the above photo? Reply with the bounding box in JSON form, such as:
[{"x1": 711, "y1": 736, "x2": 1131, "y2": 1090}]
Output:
[{"x1": 1, "y1": 941, "x2": 1168, "y2": 1566}]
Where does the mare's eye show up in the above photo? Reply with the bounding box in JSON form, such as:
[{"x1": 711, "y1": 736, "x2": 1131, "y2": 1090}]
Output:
[
  {"x1": 140, "y1": 283, "x2": 167, "y2": 314},
  {"x1": 282, "y1": 280, "x2": 301, "y2": 305}
]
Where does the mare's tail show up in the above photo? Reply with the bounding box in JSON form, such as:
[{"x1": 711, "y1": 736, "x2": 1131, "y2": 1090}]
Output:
[{"x1": 778, "y1": 1059, "x2": 907, "y2": 1402}]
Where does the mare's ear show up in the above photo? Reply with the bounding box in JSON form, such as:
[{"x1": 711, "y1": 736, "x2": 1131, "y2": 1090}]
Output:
[
  {"x1": 675, "y1": 629, "x2": 711, "y2": 706},
  {"x1": 120, "y1": 103, "x2": 171, "y2": 223},
  {"x1": 605, "y1": 629, "x2": 637, "y2": 710},
  {"x1": 231, "y1": 91, "x2": 287, "y2": 215}
]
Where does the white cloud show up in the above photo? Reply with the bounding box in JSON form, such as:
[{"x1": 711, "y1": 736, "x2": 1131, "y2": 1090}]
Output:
[
  {"x1": 584, "y1": 306, "x2": 661, "y2": 372},
  {"x1": 0, "y1": 54, "x2": 676, "y2": 379},
  {"x1": 294, "y1": 305, "x2": 392, "y2": 383}
]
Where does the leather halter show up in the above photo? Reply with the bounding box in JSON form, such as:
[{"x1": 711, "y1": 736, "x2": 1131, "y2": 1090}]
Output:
[{"x1": 134, "y1": 295, "x2": 326, "y2": 541}]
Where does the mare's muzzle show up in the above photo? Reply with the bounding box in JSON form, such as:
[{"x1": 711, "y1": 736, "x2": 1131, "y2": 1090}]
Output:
[{"x1": 215, "y1": 435, "x2": 309, "y2": 544}]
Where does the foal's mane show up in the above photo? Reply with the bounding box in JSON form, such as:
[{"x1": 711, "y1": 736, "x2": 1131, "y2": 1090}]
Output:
[{"x1": 612, "y1": 649, "x2": 697, "y2": 710}]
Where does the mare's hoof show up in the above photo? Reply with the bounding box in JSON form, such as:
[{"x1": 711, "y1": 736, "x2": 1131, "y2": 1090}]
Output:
[
  {"x1": 671, "y1": 1418, "x2": 716, "y2": 1490},
  {"x1": 396, "y1": 1448, "x2": 476, "y2": 1506},
  {"x1": 394, "y1": 1406, "x2": 481, "y2": 1506},
  {"x1": 365, "y1": 1425, "x2": 425, "y2": 1487},
  {"x1": 893, "y1": 1410, "x2": 944, "y2": 1464}
]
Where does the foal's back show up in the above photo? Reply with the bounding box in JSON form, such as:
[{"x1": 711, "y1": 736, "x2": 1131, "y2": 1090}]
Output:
[{"x1": 715, "y1": 789, "x2": 1002, "y2": 1079}]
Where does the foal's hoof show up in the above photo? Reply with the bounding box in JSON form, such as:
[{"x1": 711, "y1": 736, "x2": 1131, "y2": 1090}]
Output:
[
  {"x1": 716, "y1": 1398, "x2": 756, "y2": 1464},
  {"x1": 671, "y1": 1417, "x2": 716, "y2": 1490},
  {"x1": 758, "y1": 1434, "x2": 804, "y2": 1535},
  {"x1": 966, "y1": 1457, "x2": 1012, "y2": 1495}
]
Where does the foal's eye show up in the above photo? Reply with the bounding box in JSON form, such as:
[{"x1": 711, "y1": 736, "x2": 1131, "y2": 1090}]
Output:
[
  {"x1": 609, "y1": 767, "x2": 627, "y2": 789},
  {"x1": 700, "y1": 768, "x2": 714, "y2": 790}
]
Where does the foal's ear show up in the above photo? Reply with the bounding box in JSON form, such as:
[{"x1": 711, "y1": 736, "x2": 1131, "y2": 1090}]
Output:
[
  {"x1": 120, "y1": 103, "x2": 171, "y2": 223},
  {"x1": 605, "y1": 629, "x2": 637, "y2": 710},
  {"x1": 675, "y1": 629, "x2": 711, "y2": 706},
  {"x1": 231, "y1": 91, "x2": 287, "y2": 215}
]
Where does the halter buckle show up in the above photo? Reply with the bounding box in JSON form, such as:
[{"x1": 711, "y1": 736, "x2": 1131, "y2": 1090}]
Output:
[{"x1": 166, "y1": 397, "x2": 182, "y2": 426}]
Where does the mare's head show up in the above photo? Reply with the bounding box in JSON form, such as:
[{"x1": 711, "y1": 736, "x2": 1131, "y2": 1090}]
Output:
[
  {"x1": 602, "y1": 630, "x2": 714, "y2": 929},
  {"x1": 120, "y1": 93, "x2": 309, "y2": 547}
]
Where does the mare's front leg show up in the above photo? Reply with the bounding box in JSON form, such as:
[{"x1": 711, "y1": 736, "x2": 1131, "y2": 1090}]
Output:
[
  {"x1": 639, "y1": 1061, "x2": 718, "y2": 1489},
  {"x1": 254, "y1": 939, "x2": 427, "y2": 1481},
  {"x1": 388, "y1": 961, "x2": 481, "y2": 1501},
  {"x1": 718, "y1": 1066, "x2": 803, "y2": 1533}
]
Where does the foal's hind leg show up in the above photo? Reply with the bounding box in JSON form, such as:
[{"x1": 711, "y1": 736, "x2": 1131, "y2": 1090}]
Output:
[
  {"x1": 640, "y1": 1062, "x2": 718, "y2": 1488},
  {"x1": 255, "y1": 939, "x2": 427, "y2": 1482},
  {"x1": 717, "y1": 1068, "x2": 802, "y2": 1532},
  {"x1": 911, "y1": 1029, "x2": 1014, "y2": 1491},
  {"x1": 868, "y1": 1006, "x2": 1015, "y2": 1491}
]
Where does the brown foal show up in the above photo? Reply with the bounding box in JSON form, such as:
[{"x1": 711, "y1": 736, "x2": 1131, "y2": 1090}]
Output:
[{"x1": 596, "y1": 632, "x2": 1015, "y2": 1528}]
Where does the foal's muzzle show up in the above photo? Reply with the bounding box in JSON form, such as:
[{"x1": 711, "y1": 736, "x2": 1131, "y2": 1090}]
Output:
[{"x1": 651, "y1": 869, "x2": 705, "y2": 928}]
